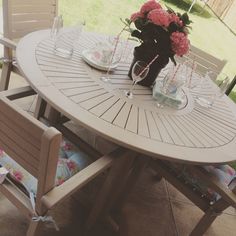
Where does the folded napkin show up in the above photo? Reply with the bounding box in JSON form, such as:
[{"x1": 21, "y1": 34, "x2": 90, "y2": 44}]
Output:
[{"x1": 152, "y1": 81, "x2": 183, "y2": 108}]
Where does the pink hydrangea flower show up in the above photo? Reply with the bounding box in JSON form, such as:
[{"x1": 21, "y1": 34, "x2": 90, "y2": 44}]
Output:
[
  {"x1": 147, "y1": 9, "x2": 170, "y2": 27},
  {"x1": 130, "y1": 11, "x2": 144, "y2": 22},
  {"x1": 140, "y1": 0, "x2": 162, "y2": 14},
  {"x1": 170, "y1": 32, "x2": 190, "y2": 56},
  {"x1": 169, "y1": 13, "x2": 183, "y2": 27},
  {"x1": 13, "y1": 170, "x2": 23, "y2": 181}
]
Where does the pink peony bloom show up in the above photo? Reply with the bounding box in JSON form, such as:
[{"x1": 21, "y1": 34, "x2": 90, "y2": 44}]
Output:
[
  {"x1": 140, "y1": 0, "x2": 162, "y2": 14},
  {"x1": 170, "y1": 32, "x2": 190, "y2": 56},
  {"x1": 130, "y1": 11, "x2": 144, "y2": 22},
  {"x1": 169, "y1": 13, "x2": 183, "y2": 27},
  {"x1": 147, "y1": 9, "x2": 170, "y2": 27}
]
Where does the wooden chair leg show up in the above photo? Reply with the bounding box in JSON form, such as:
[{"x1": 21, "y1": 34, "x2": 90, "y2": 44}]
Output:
[
  {"x1": 0, "y1": 62, "x2": 12, "y2": 91},
  {"x1": 34, "y1": 96, "x2": 47, "y2": 120},
  {"x1": 190, "y1": 209, "x2": 220, "y2": 236},
  {"x1": 27, "y1": 219, "x2": 44, "y2": 236},
  {"x1": 190, "y1": 199, "x2": 229, "y2": 236}
]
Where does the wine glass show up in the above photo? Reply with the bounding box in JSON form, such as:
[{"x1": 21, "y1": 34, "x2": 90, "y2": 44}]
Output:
[
  {"x1": 125, "y1": 61, "x2": 149, "y2": 99},
  {"x1": 54, "y1": 20, "x2": 85, "y2": 58}
]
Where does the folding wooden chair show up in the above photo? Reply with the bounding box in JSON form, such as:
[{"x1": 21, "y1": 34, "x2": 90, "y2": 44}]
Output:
[
  {"x1": 0, "y1": 0, "x2": 58, "y2": 90},
  {"x1": 177, "y1": 45, "x2": 236, "y2": 100},
  {"x1": 177, "y1": 44, "x2": 227, "y2": 77},
  {"x1": 151, "y1": 159, "x2": 236, "y2": 236},
  {"x1": 0, "y1": 86, "x2": 118, "y2": 236}
]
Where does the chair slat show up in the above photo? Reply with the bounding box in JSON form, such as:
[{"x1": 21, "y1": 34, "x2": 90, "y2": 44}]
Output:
[
  {"x1": 12, "y1": 20, "x2": 53, "y2": 31},
  {"x1": 12, "y1": 5, "x2": 56, "y2": 14},
  {"x1": 13, "y1": 0, "x2": 56, "y2": 5},
  {"x1": 12, "y1": 13, "x2": 54, "y2": 22}
]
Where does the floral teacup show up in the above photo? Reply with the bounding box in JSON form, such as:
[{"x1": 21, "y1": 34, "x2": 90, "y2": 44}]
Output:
[{"x1": 92, "y1": 42, "x2": 113, "y2": 65}]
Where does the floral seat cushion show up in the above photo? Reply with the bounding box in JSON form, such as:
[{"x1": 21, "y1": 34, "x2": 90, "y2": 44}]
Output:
[
  {"x1": 166, "y1": 161, "x2": 236, "y2": 203},
  {"x1": 0, "y1": 138, "x2": 92, "y2": 195}
]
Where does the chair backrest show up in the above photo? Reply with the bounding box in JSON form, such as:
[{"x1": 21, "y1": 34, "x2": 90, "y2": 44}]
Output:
[
  {"x1": 3, "y1": 0, "x2": 58, "y2": 40},
  {"x1": 177, "y1": 44, "x2": 227, "y2": 76},
  {"x1": 0, "y1": 95, "x2": 61, "y2": 199}
]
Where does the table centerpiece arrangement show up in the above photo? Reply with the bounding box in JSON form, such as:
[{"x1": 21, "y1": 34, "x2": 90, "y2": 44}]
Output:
[{"x1": 125, "y1": 0, "x2": 192, "y2": 87}]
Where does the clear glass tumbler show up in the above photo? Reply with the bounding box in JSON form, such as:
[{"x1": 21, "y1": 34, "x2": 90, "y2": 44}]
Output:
[
  {"x1": 195, "y1": 71, "x2": 231, "y2": 108},
  {"x1": 54, "y1": 20, "x2": 85, "y2": 58}
]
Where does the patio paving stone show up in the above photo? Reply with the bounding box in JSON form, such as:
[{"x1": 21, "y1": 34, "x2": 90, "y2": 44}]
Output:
[{"x1": 171, "y1": 200, "x2": 236, "y2": 236}]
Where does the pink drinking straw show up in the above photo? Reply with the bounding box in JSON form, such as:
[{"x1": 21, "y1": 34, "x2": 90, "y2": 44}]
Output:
[
  {"x1": 188, "y1": 57, "x2": 196, "y2": 88},
  {"x1": 103, "y1": 26, "x2": 127, "y2": 77},
  {"x1": 138, "y1": 54, "x2": 159, "y2": 77},
  {"x1": 170, "y1": 63, "x2": 181, "y2": 82}
]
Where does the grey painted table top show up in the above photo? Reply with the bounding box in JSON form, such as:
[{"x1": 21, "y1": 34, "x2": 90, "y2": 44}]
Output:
[{"x1": 16, "y1": 29, "x2": 236, "y2": 164}]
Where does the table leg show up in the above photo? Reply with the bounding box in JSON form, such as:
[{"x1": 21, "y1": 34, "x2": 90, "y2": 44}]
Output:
[
  {"x1": 85, "y1": 148, "x2": 137, "y2": 230},
  {"x1": 34, "y1": 96, "x2": 47, "y2": 120},
  {"x1": 113, "y1": 155, "x2": 149, "y2": 211}
]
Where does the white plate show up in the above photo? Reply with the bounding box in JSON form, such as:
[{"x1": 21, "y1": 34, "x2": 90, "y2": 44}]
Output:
[{"x1": 81, "y1": 49, "x2": 118, "y2": 71}]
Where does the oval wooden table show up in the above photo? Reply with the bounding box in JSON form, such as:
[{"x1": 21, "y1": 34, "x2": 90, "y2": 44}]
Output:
[
  {"x1": 16, "y1": 29, "x2": 236, "y2": 228},
  {"x1": 16, "y1": 29, "x2": 236, "y2": 165}
]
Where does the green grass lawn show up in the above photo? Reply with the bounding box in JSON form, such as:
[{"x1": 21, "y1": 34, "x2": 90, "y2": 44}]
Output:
[
  {"x1": 60, "y1": 0, "x2": 236, "y2": 100},
  {"x1": 59, "y1": 0, "x2": 236, "y2": 74}
]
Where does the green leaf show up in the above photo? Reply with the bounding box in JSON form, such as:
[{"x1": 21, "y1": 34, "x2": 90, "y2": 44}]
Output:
[
  {"x1": 170, "y1": 56, "x2": 177, "y2": 66},
  {"x1": 181, "y1": 13, "x2": 192, "y2": 26},
  {"x1": 165, "y1": 5, "x2": 175, "y2": 13},
  {"x1": 120, "y1": 18, "x2": 131, "y2": 26}
]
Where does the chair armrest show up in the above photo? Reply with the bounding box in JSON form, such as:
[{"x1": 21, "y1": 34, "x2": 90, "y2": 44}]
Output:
[
  {"x1": 0, "y1": 37, "x2": 17, "y2": 50},
  {"x1": 0, "y1": 86, "x2": 36, "y2": 100},
  {"x1": 192, "y1": 166, "x2": 236, "y2": 208},
  {"x1": 41, "y1": 154, "x2": 114, "y2": 209}
]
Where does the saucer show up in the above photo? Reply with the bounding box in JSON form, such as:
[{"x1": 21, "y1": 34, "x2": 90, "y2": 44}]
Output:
[{"x1": 81, "y1": 49, "x2": 118, "y2": 71}]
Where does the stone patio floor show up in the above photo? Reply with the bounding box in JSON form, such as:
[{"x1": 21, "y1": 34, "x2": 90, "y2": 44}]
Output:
[{"x1": 0, "y1": 73, "x2": 236, "y2": 236}]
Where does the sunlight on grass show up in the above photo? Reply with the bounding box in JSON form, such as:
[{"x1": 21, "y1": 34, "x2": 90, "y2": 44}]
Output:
[{"x1": 59, "y1": 0, "x2": 236, "y2": 80}]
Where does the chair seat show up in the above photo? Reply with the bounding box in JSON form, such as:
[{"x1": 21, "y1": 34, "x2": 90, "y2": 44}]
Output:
[
  {"x1": 166, "y1": 161, "x2": 236, "y2": 203},
  {"x1": 0, "y1": 138, "x2": 92, "y2": 195}
]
